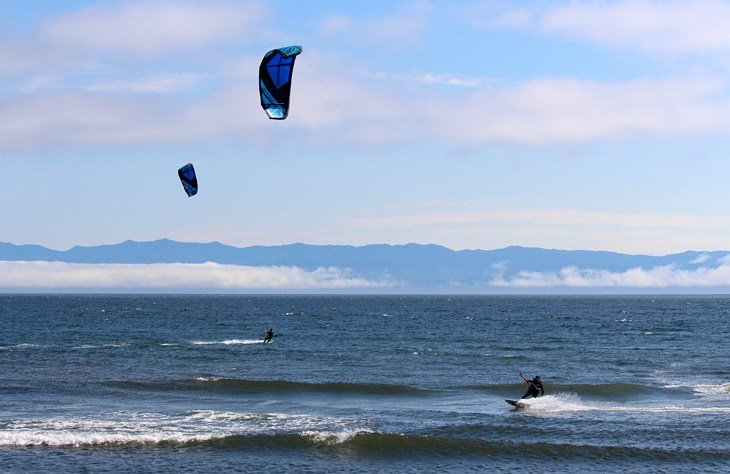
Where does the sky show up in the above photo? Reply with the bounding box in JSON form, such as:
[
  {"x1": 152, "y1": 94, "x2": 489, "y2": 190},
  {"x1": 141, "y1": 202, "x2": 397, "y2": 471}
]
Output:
[{"x1": 3, "y1": 0, "x2": 730, "y2": 256}]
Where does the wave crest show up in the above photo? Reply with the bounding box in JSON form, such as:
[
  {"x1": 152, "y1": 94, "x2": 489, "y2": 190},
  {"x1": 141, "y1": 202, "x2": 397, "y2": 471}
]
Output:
[
  {"x1": 693, "y1": 382, "x2": 730, "y2": 396},
  {"x1": 106, "y1": 378, "x2": 429, "y2": 395}
]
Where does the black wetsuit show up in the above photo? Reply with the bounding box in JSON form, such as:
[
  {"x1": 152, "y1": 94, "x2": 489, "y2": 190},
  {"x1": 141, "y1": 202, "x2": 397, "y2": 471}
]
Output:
[
  {"x1": 263, "y1": 330, "x2": 273, "y2": 343},
  {"x1": 522, "y1": 378, "x2": 544, "y2": 399}
]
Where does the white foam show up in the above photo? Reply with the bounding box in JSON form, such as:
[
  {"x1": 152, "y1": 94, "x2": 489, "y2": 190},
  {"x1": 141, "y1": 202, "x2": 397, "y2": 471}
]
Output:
[
  {"x1": 3, "y1": 343, "x2": 41, "y2": 349},
  {"x1": 74, "y1": 343, "x2": 130, "y2": 350},
  {"x1": 194, "y1": 376, "x2": 222, "y2": 382},
  {"x1": 184, "y1": 410, "x2": 277, "y2": 423},
  {"x1": 0, "y1": 416, "x2": 221, "y2": 447},
  {"x1": 693, "y1": 383, "x2": 730, "y2": 396},
  {"x1": 0, "y1": 343, "x2": 43, "y2": 351},
  {"x1": 608, "y1": 405, "x2": 730, "y2": 414},
  {"x1": 516, "y1": 394, "x2": 592, "y2": 413},
  {"x1": 515, "y1": 393, "x2": 730, "y2": 415},
  {"x1": 0, "y1": 430, "x2": 216, "y2": 447},
  {"x1": 189, "y1": 339, "x2": 262, "y2": 345},
  {"x1": 221, "y1": 339, "x2": 262, "y2": 345},
  {"x1": 302, "y1": 429, "x2": 369, "y2": 444},
  {"x1": 0, "y1": 410, "x2": 368, "y2": 447},
  {"x1": 656, "y1": 374, "x2": 730, "y2": 398}
]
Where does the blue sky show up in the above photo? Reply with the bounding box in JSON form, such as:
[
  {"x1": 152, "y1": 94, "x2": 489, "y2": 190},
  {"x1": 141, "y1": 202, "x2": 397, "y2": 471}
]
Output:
[{"x1": 3, "y1": 0, "x2": 730, "y2": 255}]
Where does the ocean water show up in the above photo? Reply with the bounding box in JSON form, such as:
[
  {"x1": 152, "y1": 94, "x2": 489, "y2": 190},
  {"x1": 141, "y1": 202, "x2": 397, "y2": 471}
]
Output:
[{"x1": 0, "y1": 295, "x2": 728, "y2": 473}]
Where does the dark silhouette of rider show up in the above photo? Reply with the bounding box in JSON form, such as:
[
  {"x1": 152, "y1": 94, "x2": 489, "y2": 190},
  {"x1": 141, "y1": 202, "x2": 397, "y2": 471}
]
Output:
[
  {"x1": 520, "y1": 372, "x2": 544, "y2": 399},
  {"x1": 263, "y1": 328, "x2": 274, "y2": 344}
]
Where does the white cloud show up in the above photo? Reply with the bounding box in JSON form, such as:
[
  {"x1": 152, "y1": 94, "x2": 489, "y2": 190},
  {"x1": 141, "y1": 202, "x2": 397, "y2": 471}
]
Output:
[
  {"x1": 322, "y1": 69, "x2": 717, "y2": 143},
  {"x1": 0, "y1": 65, "x2": 266, "y2": 150},
  {"x1": 87, "y1": 72, "x2": 211, "y2": 94},
  {"x1": 432, "y1": 76, "x2": 730, "y2": 144},
  {"x1": 368, "y1": 72, "x2": 513, "y2": 88},
  {"x1": 490, "y1": 1, "x2": 730, "y2": 55},
  {"x1": 40, "y1": 1, "x2": 266, "y2": 56},
  {"x1": 279, "y1": 54, "x2": 409, "y2": 142},
  {"x1": 0, "y1": 261, "x2": 393, "y2": 289},
  {"x1": 300, "y1": 73, "x2": 730, "y2": 146},
  {"x1": 7, "y1": 70, "x2": 728, "y2": 150},
  {"x1": 15, "y1": 72, "x2": 211, "y2": 94},
  {"x1": 404, "y1": 73, "x2": 485, "y2": 87},
  {"x1": 690, "y1": 254, "x2": 712, "y2": 264},
  {"x1": 0, "y1": 39, "x2": 67, "y2": 79},
  {"x1": 0, "y1": 2, "x2": 265, "y2": 79},
  {"x1": 4, "y1": 2, "x2": 730, "y2": 150},
  {"x1": 0, "y1": 93, "x2": 194, "y2": 150},
  {"x1": 16, "y1": 74, "x2": 65, "y2": 93},
  {"x1": 492, "y1": 263, "x2": 730, "y2": 287}
]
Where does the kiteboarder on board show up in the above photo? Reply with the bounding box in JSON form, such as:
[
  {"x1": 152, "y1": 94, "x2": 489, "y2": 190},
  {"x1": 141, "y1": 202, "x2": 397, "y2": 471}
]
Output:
[
  {"x1": 263, "y1": 328, "x2": 274, "y2": 344},
  {"x1": 520, "y1": 372, "x2": 544, "y2": 399}
]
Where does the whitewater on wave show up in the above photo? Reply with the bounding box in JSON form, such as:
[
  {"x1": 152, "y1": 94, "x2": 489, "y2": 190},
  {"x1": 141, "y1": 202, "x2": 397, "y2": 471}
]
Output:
[
  {"x1": 73, "y1": 343, "x2": 130, "y2": 349},
  {"x1": 0, "y1": 410, "x2": 370, "y2": 447},
  {"x1": 692, "y1": 382, "x2": 730, "y2": 396},
  {"x1": 189, "y1": 339, "x2": 263, "y2": 345},
  {"x1": 97, "y1": 377, "x2": 433, "y2": 396},
  {"x1": 0, "y1": 343, "x2": 41, "y2": 350},
  {"x1": 654, "y1": 373, "x2": 730, "y2": 398},
  {"x1": 4, "y1": 411, "x2": 723, "y2": 461},
  {"x1": 514, "y1": 394, "x2": 730, "y2": 415}
]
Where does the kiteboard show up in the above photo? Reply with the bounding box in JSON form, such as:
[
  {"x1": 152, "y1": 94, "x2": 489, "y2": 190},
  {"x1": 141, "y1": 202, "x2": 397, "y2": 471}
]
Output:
[{"x1": 505, "y1": 399, "x2": 526, "y2": 409}]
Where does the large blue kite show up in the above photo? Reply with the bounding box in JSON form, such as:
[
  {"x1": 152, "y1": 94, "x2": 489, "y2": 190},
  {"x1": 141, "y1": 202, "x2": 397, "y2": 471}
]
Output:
[{"x1": 259, "y1": 45, "x2": 302, "y2": 120}]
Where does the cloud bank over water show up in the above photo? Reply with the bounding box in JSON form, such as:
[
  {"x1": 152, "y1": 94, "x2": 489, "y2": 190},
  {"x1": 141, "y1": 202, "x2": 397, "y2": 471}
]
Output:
[
  {"x1": 492, "y1": 259, "x2": 730, "y2": 288},
  {"x1": 0, "y1": 261, "x2": 393, "y2": 290},
  {"x1": 5, "y1": 260, "x2": 730, "y2": 291}
]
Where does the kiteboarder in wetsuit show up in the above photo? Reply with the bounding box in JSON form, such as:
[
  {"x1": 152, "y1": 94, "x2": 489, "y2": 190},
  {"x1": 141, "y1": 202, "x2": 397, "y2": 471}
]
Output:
[
  {"x1": 263, "y1": 328, "x2": 274, "y2": 344},
  {"x1": 520, "y1": 372, "x2": 544, "y2": 399}
]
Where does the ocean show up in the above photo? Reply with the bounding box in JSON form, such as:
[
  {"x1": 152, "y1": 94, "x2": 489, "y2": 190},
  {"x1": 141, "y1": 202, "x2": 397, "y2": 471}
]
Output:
[{"x1": 1, "y1": 295, "x2": 728, "y2": 472}]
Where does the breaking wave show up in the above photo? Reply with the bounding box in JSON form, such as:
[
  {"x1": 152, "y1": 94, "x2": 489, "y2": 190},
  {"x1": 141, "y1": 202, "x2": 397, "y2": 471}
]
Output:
[
  {"x1": 692, "y1": 382, "x2": 730, "y2": 397},
  {"x1": 105, "y1": 378, "x2": 430, "y2": 395},
  {"x1": 1, "y1": 413, "x2": 726, "y2": 462}
]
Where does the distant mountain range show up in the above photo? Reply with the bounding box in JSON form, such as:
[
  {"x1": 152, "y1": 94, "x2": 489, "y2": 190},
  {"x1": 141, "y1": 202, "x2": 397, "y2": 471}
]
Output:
[{"x1": 2, "y1": 239, "x2": 729, "y2": 292}]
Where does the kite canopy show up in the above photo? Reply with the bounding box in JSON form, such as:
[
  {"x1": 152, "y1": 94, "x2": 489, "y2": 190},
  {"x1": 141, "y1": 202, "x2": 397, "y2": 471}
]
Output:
[
  {"x1": 259, "y1": 45, "x2": 302, "y2": 120},
  {"x1": 178, "y1": 163, "x2": 198, "y2": 197}
]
